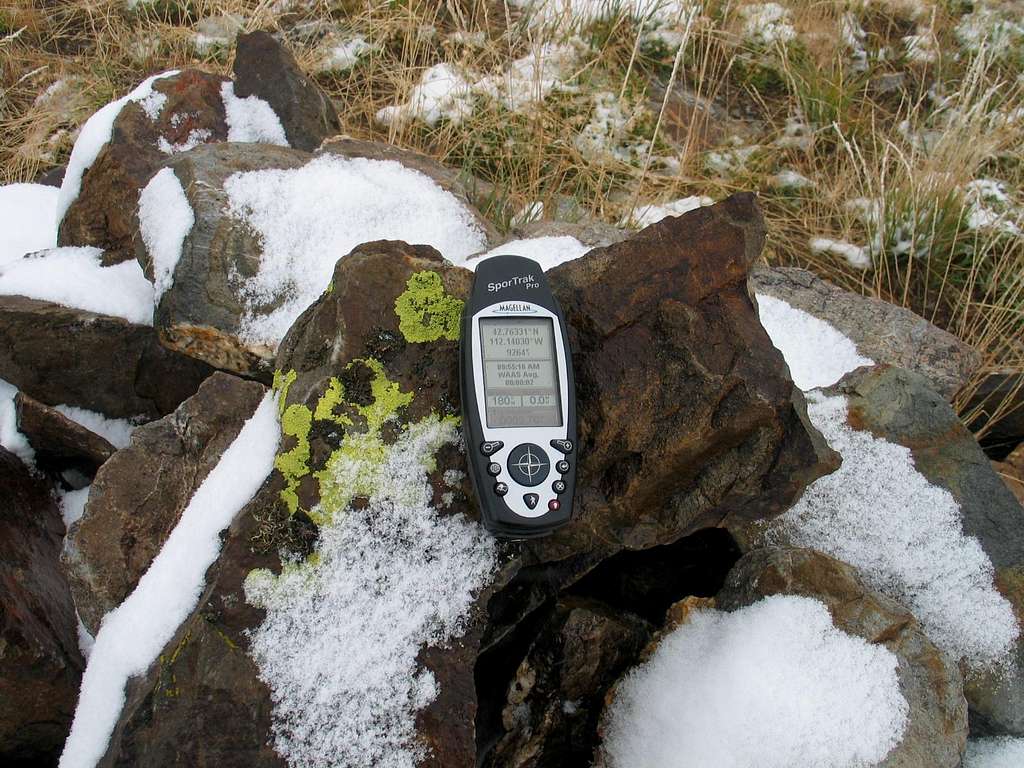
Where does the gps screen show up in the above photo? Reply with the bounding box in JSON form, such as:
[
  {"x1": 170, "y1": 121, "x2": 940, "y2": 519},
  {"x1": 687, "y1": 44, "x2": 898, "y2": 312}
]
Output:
[{"x1": 479, "y1": 317, "x2": 563, "y2": 428}]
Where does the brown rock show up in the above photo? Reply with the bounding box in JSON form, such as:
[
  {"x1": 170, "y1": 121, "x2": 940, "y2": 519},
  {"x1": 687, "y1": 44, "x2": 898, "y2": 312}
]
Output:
[
  {"x1": 64, "y1": 372, "x2": 266, "y2": 633},
  {"x1": 994, "y1": 444, "x2": 1024, "y2": 505},
  {"x1": 716, "y1": 547, "x2": 968, "y2": 768},
  {"x1": 0, "y1": 447, "x2": 84, "y2": 764},
  {"x1": 58, "y1": 70, "x2": 231, "y2": 265},
  {"x1": 484, "y1": 598, "x2": 651, "y2": 768},
  {"x1": 15, "y1": 392, "x2": 117, "y2": 478},
  {"x1": 750, "y1": 265, "x2": 981, "y2": 399},
  {"x1": 232, "y1": 31, "x2": 341, "y2": 152},
  {"x1": 0, "y1": 295, "x2": 214, "y2": 420}
]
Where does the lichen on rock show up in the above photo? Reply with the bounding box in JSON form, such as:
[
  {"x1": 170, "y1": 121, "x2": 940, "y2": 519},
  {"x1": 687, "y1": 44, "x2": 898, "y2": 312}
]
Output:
[{"x1": 394, "y1": 270, "x2": 464, "y2": 343}]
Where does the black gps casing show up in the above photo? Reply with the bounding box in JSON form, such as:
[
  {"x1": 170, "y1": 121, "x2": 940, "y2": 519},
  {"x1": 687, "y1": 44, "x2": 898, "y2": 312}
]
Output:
[{"x1": 460, "y1": 255, "x2": 577, "y2": 539}]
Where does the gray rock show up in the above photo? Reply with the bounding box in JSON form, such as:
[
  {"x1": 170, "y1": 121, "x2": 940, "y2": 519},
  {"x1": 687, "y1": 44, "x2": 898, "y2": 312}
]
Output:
[
  {"x1": 0, "y1": 295, "x2": 213, "y2": 419},
  {"x1": 750, "y1": 266, "x2": 980, "y2": 399},
  {"x1": 716, "y1": 547, "x2": 968, "y2": 768},
  {"x1": 232, "y1": 31, "x2": 341, "y2": 152},
  {"x1": 0, "y1": 447, "x2": 84, "y2": 764},
  {"x1": 833, "y1": 366, "x2": 1024, "y2": 735},
  {"x1": 64, "y1": 372, "x2": 267, "y2": 633}
]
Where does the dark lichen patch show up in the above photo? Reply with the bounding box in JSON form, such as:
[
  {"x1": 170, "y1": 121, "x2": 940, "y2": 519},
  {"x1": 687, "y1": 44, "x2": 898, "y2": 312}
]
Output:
[
  {"x1": 364, "y1": 327, "x2": 407, "y2": 365},
  {"x1": 340, "y1": 359, "x2": 377, "y2": 407}
]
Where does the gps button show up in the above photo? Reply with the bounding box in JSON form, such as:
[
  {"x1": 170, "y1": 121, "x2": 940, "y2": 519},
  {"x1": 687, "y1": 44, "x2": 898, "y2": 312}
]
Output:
[
  {"x1": 555, "y1": 460, "x2": 570, "y2": 474},
  {"x1": 487, "y1": 462, "x2": 502, "y2": 477},
  {"x1": 552, "y1": 480, "x2": 566, "y2": 494},
  {"x1": 494, "y1": 482, "x2": 508, "y2": 497},
  {"x1": 481, "y1": 441, "x2": 504, "y2": 456},
  {"x1": 506, "y1": 443, "x2": 550, "y2": 487},
  {"x1": 550, "y1": 439, "x2": 574, "y2": 454},
  {"x1": 523, "y1": 493, "x2": 539, "y2": 510}
]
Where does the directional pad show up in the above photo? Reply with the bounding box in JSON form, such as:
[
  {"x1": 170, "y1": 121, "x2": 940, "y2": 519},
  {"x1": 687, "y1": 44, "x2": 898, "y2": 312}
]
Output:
[{"x1": 506, "y1": 443, "x2": 550, "y2": 487}]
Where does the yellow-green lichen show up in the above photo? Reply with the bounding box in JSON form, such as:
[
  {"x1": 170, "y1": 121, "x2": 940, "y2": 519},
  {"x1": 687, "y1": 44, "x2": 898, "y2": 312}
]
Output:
[
  {"x1": 275, "y1": 403, "x2": 313, "y2": 514},
  {"x1": 314, "y1": 377, "x2": 352, "y2": 426},
  {"x1": 394, "y1": 270, "x2": 463, "y2": 343},
  {"x1": 272, "y1": 369, "x2": 298, "y2": 416}
]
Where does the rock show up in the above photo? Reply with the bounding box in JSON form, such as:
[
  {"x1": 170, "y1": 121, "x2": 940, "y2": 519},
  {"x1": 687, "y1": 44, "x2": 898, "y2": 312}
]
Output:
[
  {"x1": 232, "y1": 31, "x2": 341, "y2": 151},
  {"x1": 58, "y1": 70, "x2": 231, "y2": 265},
  {"x1": 15, "y1": 391, "x2": 117, "y2": 479},
  {"x1": 151, "y1": 140, "x2": 498, "y2": 376},
  {"x1": 750, "y1": 266, "x2": 980, "y2": 399},
  {"x1": 0, "y1": 295, "x2": 214, "y2": 419},
  {"x1": 832, "y1": 366, "x2": 1024, "y2": 735},
  {"x1": 146, "y1": 143, "x2": 310, "y2": 376},
  {"x1": 64, "y1": 372, "x2": 267, "y2": 634},
  {"x1": 98, "y1": 484, "x2": 287, "y2": 768},
  {"x1": 0, "y1": 447, "x2": 84, "y2": 764},
  {"x1": 483, "y1": 597, "x2": 651, "y2": 768},
  {"x1": 716, "y1": 547, "x2": 967, "y2": 768},
  {"x1": 995, "y1": 444, "x2": 1024, "y2": 505},
  {"x1": 92, "y1": 196, "x2": 836, "y2": 765}
]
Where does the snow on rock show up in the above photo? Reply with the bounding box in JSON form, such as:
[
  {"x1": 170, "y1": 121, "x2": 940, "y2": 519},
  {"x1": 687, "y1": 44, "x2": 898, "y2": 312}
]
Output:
[
  {"x1": 222, "y1": 154, "x2": 488, "y2": 347},
  {"x1": 755, "y1": 294, "x2": 873, "y2": 390},
  {"x1": 220, "y1": 81, "x2": 289, "y2": 146},
  {"x1": 469, "y1": 235, "x2": 591, "y2": 271},
  {"x1": 771, "y1": 392, "x2": 1020, "y2": 667},
  {"x1": 965, "y1": 737, "x2": 1024, "y2": 768},
  {"x1": 602, "y1": 595, "x2": 908, "y2": 768},
  {"x1": 244, "y1": 414, "x2": 496, "y2": 768},
  {"x1": 375, "y1": 63, "x2": 476, "y2": 127},
  {"x1": 59, "y1": 486, "x2": 91, "y2": 529},
  {"x1": 138, "y1": 168, "x2": 195, "y2": 302},
  {"x1": 0, "y1": 378, "x2": 34, "y2": 463},
  {"x1": 624, "y1": 195, "x2": 714, "y2": 228},
  {"x1": 53, "y1": 405, "x2": 137, "y2": 450},
  {"x1": 57, "y1": 71, "x2": 180, "y2": 225},
  {"x1": 0, "y1": 246, "x2": 154, "y2": 325},
  {"x1": 58, "y1": 392, "x2": 280, "y2": 768},
  {"x1": 0, "y1": 183, "x2": 59, "y2": 265},
  {"x1": 809, "y1": 236, "x2": 872, "y2": 269}
]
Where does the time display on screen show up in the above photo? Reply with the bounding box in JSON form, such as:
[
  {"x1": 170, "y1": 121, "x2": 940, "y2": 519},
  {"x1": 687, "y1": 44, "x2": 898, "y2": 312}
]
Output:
[{"x1": 479, "y1": 317, "x2": 563, "y2": 428}]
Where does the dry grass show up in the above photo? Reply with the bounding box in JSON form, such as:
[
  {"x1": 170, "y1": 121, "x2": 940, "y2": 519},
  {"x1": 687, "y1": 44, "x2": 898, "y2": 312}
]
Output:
[{"x1": 2, "y1": 0, "x2": 1023, "y2": 440}]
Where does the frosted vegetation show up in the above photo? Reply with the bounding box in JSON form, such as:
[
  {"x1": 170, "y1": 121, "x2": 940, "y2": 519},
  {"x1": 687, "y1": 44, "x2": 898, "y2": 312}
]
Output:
[
  {"x1": 245, "y1": 415, "x2": 496, "y2": 768},
  {"x1": 602, "y1": 595, "x2": 909, "y2": 768},
  {"x1": 222, "y1": 155, "x2": 488, "y2": 347}
]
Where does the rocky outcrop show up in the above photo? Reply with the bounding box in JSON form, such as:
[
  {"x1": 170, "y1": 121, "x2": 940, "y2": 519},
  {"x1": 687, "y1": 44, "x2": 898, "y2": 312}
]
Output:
[
  {"x1": 0, "y1": 295, "x2": 213, "y2": 419},
  {"x1": 64, "y1": 372, "x2": 266, "y2": 633},
  {"x1": 751, "y1": 266, "x2": 981, "y2": 399},
  {"x1": 484, "y1": 597, "x2": 651, "y2": 768},
  {"x1": 232, "y1": 31, "x2": 341, "y2": 152},
  {"x1": 0, "y1": 447, "x2": 84, "y2": 765},
  {"x1": 15, "y1": 392, "x2": 117, "y2": 479},
  {"x1": 715, "y1": 547, "x2": 968, "y2": 768},
  {"x1": 150, "y1": 140, "x2": 498, "y2": 376},
  {"x1": 58, "y1": 70, "x2": 231, "y2": 265},
  {"x1": 833, "y1": 366, "x2": 1024, "y2": 736}
]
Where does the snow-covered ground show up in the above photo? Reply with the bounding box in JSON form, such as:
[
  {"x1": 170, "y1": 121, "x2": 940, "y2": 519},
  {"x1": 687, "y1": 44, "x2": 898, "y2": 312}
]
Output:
[
  {"x1": 0, "y1": 183, "x2": 58, "y2": 265},
  {"x1": 602, "y1": 595, "x2": 908, "y2": 768},
  {"x1": 58, "y1": 393, "x2": 279, "y2": 768},
  {"x1": 470, "y1": 235, "x2": 591, "y2": 271}
]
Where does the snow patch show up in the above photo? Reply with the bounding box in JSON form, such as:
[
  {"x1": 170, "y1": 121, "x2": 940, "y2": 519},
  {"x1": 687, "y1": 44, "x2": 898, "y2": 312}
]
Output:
[
  {"x1": 965, "y1": 737, "x2": 1024, "y2": 768},
  {"x1": 58, "y1": 393, "x2": 279, "y2": 768},
  {"x1": 245, "y1": 415, "x2": 496, "y2": 768},
  {"x1": 158, "y1": 128, "x2": 213, "y2": 154},
  {"x1": 0, "y1": 378, "x2": 34, "y2": 464},
  {"x1": 57, "y1": 71, "x2": 180, "y2": 225},
  {"x1": 0, "y1": 183, "x2": 59, "y2": 266},
  {"x1": 318, "y1": 35, "x2": 375, "y2": 73},
  {"x1": 469, "y1": 236, "x2": 590, "y2": 271},
  {"x1": 602, "y1": 595, "x2": 908, "y2": 768},
  {"x1": 624, "y1": 195, "x2": 713, "y2": 228},
  {"x1": 222, "y1": 154, "x2": 488, "y2": 347},
  {"x1": 771, "y1": 169, "x2": 813, "y2": 190},
  {"x1": 755, "y1": 295, "x2": 873, "y2": 390},
  {"x1": 138, "y1": 168, "x2": 195, "y2": 302},
  {"x1": 376, "y1": 63, "x2": 476, "y2": 127},
  {"x1": 0, "y1": 247, "x2": 154, "y2": 325},
  {"x1": 770, "y1": 393, "x2": 1020, "y2": 667},
  {"x1": 809, "y1": 236, "x2": 871, "y2": 269},
  {"x1": 137, "y1": 90, "x2": 167, "y2": 121},
  {"x1": 59, "y1": 486, "x2": 91, "y2": 529},
  {"x1": 738, "y1": 3, "x2": 796, "y2": 48},
  {"x1": 54, "y1": 405, "x2": 137, "y2": 450},
  {"x1": 220, "y1": 81, "x2": 289, "y2": 146}
]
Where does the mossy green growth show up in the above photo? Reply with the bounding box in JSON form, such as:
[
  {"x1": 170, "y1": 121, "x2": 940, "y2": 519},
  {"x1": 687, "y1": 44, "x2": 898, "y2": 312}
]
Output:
[
  {"x1": 394, "y1": 270, "x2": 463, "y2": 343},
  {"x1": 276, "y1": 403, "x2": 313, "y2": 514}
]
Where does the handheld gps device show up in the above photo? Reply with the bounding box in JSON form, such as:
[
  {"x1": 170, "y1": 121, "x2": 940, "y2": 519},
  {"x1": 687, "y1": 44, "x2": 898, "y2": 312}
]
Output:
[{"x1": 460, "y1": 255, "x2": 577, "y2": 539}]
